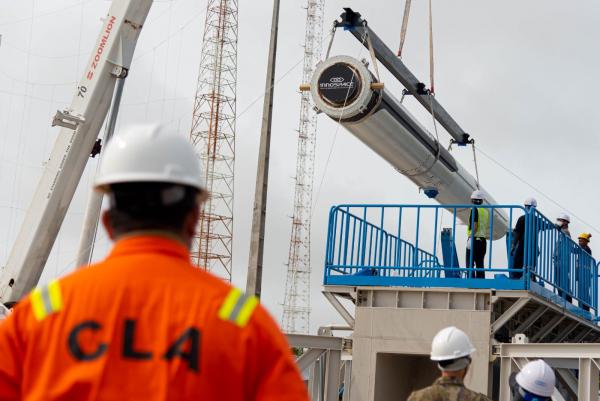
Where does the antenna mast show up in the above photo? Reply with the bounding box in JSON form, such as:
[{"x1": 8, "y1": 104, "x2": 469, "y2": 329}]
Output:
[
  {"x1": 282, "y1": 0, "x2": 324, "y2": 333},
  {"x1": 190, "y1": 0, "x2": 238, "y2": 281}
]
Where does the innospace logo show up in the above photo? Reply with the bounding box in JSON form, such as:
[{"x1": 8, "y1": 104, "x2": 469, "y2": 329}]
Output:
[{"x1": 320, "y1": 76, "x2": 355, "y2": 89}]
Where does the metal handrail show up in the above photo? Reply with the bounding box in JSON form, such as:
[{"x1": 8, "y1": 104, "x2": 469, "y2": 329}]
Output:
[{"x1": 324, "y1": 204, "x2": 598, "y2": 314}]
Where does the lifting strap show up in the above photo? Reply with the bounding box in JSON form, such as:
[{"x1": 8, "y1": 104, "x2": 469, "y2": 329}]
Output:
[
  {"x1": 471, "y1": 141, "x2": 481, "y2": 188},
  {"x1": 363, "y1": 22, "x2": 381, "y2": 81},
  {"x1": 428, "y1": 0, "x2": 435, "y2": 94},
  {"x1": 324, "y1": 22, "x2": 337, "y2": 60},
  {"x1": 397, "y1": 0, "x2": 412, "y2": 57},
  {"x1": 398, "y1": 0, "x2": 435, "y2": 93}
]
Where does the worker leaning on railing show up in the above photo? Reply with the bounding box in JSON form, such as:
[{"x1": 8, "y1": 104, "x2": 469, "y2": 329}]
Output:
[
  {"x1": 465, "y1": 190, "x2": 490, "y2": 279},
  {"x1": 509, "y1": 197, "x2": 538, "y2": 280},
  {"x1": 576, "y1": 233, "x2": 593, "y2": 311},
  {"x1": 553, "y1": 213, "x2": 572, "y2": 302},
  {"x1": 0, "y1": 125, "x2": 309, "y2": 401}
]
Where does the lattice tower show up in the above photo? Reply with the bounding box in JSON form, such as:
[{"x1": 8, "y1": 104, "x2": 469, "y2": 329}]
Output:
[
  {"x1": 282, "y1": 0, "x2": 324, "y2": 334},
  {"x1": 189, "y1": 0, "x2": 238, "y2": 281}
]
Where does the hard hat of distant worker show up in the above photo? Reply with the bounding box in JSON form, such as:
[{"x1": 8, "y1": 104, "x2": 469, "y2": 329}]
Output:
[
  {"x1": 94, "y1": 124, "x2": 206, "y2": 192},
  {"x1": 470, "y1": 189, "x2": 485, "y2": 201},
  {"x1": 524, "y1": 197, "x2": 537, "y2": 208},
  {"x1": 513, "y1": 360, "x2": 555, "y2": 399},
  {"x1": 556, "y1": 213, "x2": 570, "y2": 224},
  {"x1": 470, "y1": 190, "x2": 485, "y2": 206},
  {"x1": 430, "y1": 326, "x2": 476, "y2": 371},
  {"x1": 578, "y1": 233, "x2": 592, "y2": 242}
]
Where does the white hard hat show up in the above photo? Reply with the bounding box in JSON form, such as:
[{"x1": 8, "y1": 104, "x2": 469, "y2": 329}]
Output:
[
  {"x1": 524, "y1": 197, "x2": 537, "y2": 207},
  {"x1": 557, "y1": 212, "x2": 570, "y2": 223},
  {"x1": 516, "y1": 360, "x2": 555, "y2": 397},
  {"x1": 94, "y1": 124, "x2": 205, "y2": 192},
  {"x1": 430, "y1": 326, "x2": 476, "y2": 361},
  {"x1": 470, "y1": 190, "x2": 485, "y2": 201}
]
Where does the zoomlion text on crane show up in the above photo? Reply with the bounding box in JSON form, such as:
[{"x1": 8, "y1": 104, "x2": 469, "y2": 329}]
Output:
[{"x1": 86, "y1": 15, "x2": 117, "y2": 81}]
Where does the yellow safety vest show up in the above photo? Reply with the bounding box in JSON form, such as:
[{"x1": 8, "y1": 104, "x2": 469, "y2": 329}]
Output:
[{"x1": 467, "y1": 207, "x2": 490, "y2": 239}]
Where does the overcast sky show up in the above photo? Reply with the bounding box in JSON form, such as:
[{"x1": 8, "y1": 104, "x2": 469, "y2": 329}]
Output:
[{"x1": 0, "y1": 0, "x2": 599, "y2": 332}]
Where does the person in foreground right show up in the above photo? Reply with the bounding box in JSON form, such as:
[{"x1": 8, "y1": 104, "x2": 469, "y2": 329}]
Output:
[
  {"x1": 407, "y1": 326, "x2": 492, "y2": 401},
  {"x1": 509, "y1": 359, "x2": 555, "y2": 401}
]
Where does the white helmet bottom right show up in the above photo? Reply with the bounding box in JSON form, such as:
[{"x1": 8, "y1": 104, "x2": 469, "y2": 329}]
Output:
[{"x1": 515, "y1": 359, "x2": 555, "y2": 397}]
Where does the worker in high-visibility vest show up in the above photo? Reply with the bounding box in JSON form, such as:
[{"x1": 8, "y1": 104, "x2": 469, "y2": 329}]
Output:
[
  {"x1": 466, "y1": 190, "x2": 490, "y2": 279},
  {"x1": 0, "y1": 125, "x2": 309, "y2": 401}
]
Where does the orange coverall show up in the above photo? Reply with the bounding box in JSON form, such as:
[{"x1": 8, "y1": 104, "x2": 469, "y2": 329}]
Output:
[{"x1": 0, "y1": 236, "x2": 309, "y2": 401}]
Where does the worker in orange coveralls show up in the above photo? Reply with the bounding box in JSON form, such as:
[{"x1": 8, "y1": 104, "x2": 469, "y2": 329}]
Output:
[{"x1": 0, "y1": 124, "x2": 309, "y2": 401}]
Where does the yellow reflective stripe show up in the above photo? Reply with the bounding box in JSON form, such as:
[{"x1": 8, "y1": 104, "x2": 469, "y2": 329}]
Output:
[
  {"x1": 234, "y1": 296, "x2": 259, "y2": 328},
  {"x1": 48, "y1": 280, "x2": 63, "y2": 313},
  {"x1": 30, "y1": 288, "x2": 47, "y2": 321},
  {"x1": 218, "y1": 288, "x2": 242, "y2": 321},
  {"x1": 478, "y1": 208, "x2": 490, "y2": 238},
  {"x1": 29, "y1": 280, "x2": 63, "y2": 321}
]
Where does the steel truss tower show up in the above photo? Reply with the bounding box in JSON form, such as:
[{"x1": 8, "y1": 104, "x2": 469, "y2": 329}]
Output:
[
  {"x1": 282, "y1": 0, "x2": 324, "y2": 334},
  {"x1": 189, "y1": 0, "x2": 238, "y2": 281}
]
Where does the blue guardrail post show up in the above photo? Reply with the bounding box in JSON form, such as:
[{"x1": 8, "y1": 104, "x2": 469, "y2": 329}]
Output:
[{"x1": 441, "y1": 228, "x2": 460, "y2": 278}]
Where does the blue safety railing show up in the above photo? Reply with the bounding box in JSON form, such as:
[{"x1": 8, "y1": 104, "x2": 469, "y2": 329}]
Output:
[
  {"x1": 526, "y1": 208, "x2": 598, "y2": 314},
  {"x1": 324, "y1": 204, "x2": 598, "y2": 317}
]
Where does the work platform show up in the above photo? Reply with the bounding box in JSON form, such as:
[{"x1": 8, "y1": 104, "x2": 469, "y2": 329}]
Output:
[
  {"x1": 324, "y1": 204, "x2": 598, "y2": 318},
  {"x1": 294, "y1": 204, "x2": 600, "y2": 401}
]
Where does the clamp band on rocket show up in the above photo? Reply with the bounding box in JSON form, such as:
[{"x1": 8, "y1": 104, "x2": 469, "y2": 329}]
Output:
[{"x1": 309, "y1": 55, "x2": 508, "y2": 240}]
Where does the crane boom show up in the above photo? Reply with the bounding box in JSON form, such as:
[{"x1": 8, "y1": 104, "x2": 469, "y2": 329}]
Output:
[{"x1": 0, "y1": 0, "x2": 154, "y2": 303}]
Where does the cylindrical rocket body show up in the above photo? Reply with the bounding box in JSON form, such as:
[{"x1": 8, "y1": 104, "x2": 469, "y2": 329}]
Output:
[{"x1": 310, "y1": 56, "x2": 508, "y2": 240}]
